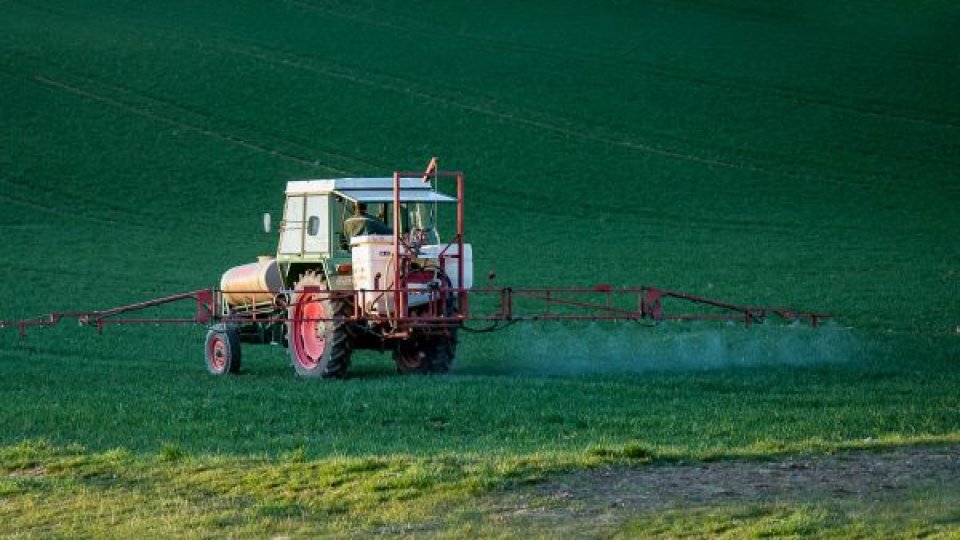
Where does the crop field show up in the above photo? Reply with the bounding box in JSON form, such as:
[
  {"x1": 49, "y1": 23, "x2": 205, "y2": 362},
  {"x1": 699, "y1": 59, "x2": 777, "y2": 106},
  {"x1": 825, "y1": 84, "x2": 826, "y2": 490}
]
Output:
[{"x1": 1, "y1": 0, "x2": 958, "y2": 537}]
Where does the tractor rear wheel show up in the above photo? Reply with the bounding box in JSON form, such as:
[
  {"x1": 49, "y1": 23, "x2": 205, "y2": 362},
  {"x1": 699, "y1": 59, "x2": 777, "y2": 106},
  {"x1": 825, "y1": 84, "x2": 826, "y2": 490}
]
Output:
[
  {"x1": 205, "y1": 324, "x2": 242, "y2": 375},
  {"x1": 288, "y1": 272, "x2": 352, "y2": 379}
]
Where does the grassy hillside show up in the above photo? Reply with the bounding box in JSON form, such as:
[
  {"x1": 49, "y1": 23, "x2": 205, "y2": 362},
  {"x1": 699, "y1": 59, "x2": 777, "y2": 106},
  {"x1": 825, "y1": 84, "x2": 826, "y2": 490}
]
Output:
[{"x1": 1, "y1": 0, "x2": 958, "y2": 536}]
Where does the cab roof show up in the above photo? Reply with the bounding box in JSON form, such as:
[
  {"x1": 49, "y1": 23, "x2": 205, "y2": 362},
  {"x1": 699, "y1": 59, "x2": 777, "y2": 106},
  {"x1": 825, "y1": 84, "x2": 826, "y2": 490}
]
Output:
[{"x1": 285, "y1": 177, "x2": 456, "y2": 203}]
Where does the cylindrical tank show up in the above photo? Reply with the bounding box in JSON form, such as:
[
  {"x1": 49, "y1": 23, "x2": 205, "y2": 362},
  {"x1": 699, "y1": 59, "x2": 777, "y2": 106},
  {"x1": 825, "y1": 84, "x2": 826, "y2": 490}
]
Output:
[{"x1": 220, "y1": 256, "x2": 283, "y2": 307}]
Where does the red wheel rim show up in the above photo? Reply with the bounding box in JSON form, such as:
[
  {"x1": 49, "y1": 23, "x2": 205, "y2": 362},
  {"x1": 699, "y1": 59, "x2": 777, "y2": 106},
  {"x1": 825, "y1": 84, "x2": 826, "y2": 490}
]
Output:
[
  {"x1": 293, "y1": 289, "x2": 326, "y2": 369},
  {"x1": 208, "y1": 334, "x2": 226, "y2": 371}
]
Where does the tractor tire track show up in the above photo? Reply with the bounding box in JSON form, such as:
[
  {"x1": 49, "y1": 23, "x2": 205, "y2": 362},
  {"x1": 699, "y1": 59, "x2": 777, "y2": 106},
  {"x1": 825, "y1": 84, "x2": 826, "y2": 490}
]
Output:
[
  {"x1": 475, "y1": 180, "x2": 948, "y2": 238},
  {"x1": 52, "y1": 74, "x2": 385, "y2": 175},
  {"x1": 475, "y1": 188, "x2": 810, "y2": 235},
  {"x1": 210, "y1": 38, "x2": 938, "y2": 199},
  {"x1": 210, "y1": 39, "x2": 778, "y2": 176},
  {"x1": 331, "y1": 0, "x2": 958, "y2": 68},
  {"x1": 8, "y1": 46, "x2": 929, "y2": 210},
  {"x1": 179, "y1": 20, "x2": 953, "y2": 195},
  {"x1": 7, "y1": 1, "x2": 951, "y2": 200},
  {"x1": 291, "y1": 0, "x2": 960, "y2": 129},
  {"x1": 0, "y1": 191, "x2": 132, "y2": 228},
  {"x1": 0, "y1": 260, "x2": 199, "y2": 291},
  {"x1": 176, "y1": 8, "x2": 960, "y2": 179},
  {"x1": 652, "y1": 0, "x2": 958, "y2": 66},
  {"x1": 30, "y1": 75, "x2": 343, "y2": 174},
  {"x1": 214, "y1": 38, "x2": 960, "y2": 199},
  {"x1": 3, "y1": 1, "x2": 391, "y2": 176},
  {"x1": 0, "y1": 176, "x2": 145, "y2": 228},
  {"x1": 0, "y1": 1, "x2": 387, "y2": 176},
  {"x1": 352, "y1": 0, "x2": 960, "y2": 124},
  {"x1": 0, "y1": 67, "x2": 161, "y2": 226},
  {"x1": 9, "y1": 1, "x2": 951, "y2": 193}
]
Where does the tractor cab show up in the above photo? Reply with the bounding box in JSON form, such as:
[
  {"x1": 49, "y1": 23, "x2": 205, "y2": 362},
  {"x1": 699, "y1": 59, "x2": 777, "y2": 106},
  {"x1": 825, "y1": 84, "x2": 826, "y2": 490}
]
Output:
[
  {"x1": 216, "y1": 169, "x2": 473, "y2": 378},
  {"x1": 275, "y1": 177, "x2": 472, "y2": 296}
]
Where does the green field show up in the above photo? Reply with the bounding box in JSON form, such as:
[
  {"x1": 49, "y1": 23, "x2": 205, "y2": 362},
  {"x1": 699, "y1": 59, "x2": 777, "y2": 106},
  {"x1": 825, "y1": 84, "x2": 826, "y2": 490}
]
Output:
[{"x1": 1, "y1": 0, "x2": 958, "y2": 536}]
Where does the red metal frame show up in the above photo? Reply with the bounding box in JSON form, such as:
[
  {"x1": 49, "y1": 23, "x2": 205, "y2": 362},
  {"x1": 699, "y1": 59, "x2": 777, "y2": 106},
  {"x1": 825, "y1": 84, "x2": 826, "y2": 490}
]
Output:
[
  {"x1": 0, "y1": 290, "x2": 216, "y2": 337},
  {"x1": 391, "y1": 168, "x2": 467, "y2": 334},
  {"x1": 0, "y1": 284, "x2": 829, "y2": 336}
]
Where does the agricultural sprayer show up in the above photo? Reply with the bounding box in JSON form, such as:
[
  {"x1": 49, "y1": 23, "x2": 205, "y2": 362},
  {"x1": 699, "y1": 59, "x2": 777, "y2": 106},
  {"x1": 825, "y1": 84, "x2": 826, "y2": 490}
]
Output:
[{"x1": 1, "y1": 159, "x2": 829, "y2": 378}]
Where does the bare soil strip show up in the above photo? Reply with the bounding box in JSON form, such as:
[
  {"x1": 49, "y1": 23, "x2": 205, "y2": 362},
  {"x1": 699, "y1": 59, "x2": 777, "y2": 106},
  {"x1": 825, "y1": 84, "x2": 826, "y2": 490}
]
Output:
[{"x1": 538, "y1": 445, "x2": 960, "y2": 512}]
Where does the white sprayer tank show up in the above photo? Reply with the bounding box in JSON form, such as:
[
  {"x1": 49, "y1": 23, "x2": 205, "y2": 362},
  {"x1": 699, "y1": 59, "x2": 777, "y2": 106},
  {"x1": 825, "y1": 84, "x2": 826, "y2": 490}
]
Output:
[{"x1": 350, "y1": 235, "x2": 473, "y2": 313}]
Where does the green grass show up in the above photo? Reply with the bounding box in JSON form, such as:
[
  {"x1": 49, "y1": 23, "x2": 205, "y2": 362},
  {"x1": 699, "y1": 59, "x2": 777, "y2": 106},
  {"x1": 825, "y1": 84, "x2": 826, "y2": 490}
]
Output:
[
  {"x1": 1, "y1": 0, "x2": 958, "y2": 536},
  {"x1": 1, "y1": 326, "x2": 957, "y2": 458},
  {"x1": 0, "y1": 440, "x2": 566, "y2": 537},
  {"x1": 3, "y1": 437, "x2": 959, "y2": 537}
]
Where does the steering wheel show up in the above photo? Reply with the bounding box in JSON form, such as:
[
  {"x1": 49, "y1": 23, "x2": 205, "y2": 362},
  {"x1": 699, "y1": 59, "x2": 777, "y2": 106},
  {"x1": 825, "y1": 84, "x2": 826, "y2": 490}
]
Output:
[{"x1": 411, "y1": 228, "x2": 427, "y2": 244}]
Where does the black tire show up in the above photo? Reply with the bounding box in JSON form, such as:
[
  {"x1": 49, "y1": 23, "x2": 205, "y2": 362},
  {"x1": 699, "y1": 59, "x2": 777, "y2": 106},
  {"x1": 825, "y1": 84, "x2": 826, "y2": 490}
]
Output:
[
  {"x1": 392, "y1": 328, "x2": 458, "y2": 374},
  {"x1": 205, "y1": 324, "x2": 242, "y2": 375},
  {"x1": 429, "y1": 285, "x2": 459, "y2": 373},
  {"x1": 288, "y1": 272, "x2": 352, "y2": 379},
  {"x1": 393, "y1": 337, "x2": 431, "y2": 374},
  {"x1": 429, "y1": 326, "x2": 458, "y2": 374},
  {"x1": 393, "y1": 298, "x2": 459, "y2": 375}
]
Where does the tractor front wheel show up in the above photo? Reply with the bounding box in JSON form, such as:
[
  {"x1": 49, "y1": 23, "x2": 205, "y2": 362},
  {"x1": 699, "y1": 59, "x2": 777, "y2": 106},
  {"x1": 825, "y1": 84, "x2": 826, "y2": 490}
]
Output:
[
  {"x1": 288, "y1": 272, "x2": 352, "y2": 379},
  {"x1": 429, "y1": 328, "x2": 458, "y2": 374},
  {"x1": 392, "y1": 284, "x2": 459, "y2": 374},
  {"x1": 393, "y1": 337, "x2": 431, "y2": 374},
  {"x1": 393, "y1": 329, "x2": 458, "y2": 374},
  {"x1": 205, "y1": 324, "x2": 242, "y2": 375}
]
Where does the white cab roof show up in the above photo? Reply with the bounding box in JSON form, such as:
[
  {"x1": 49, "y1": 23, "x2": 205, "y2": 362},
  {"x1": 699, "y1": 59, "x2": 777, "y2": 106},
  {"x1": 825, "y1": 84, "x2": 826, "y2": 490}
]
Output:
[{"x1": 285, "y1": 177, "x2": 456, "y2": 203}]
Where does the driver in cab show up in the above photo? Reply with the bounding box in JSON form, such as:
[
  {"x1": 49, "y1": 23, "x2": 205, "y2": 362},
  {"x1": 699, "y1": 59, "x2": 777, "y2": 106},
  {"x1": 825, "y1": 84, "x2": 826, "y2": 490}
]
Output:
[{"x1": 344, "y1": 201, "x2": 391, "y2": 239}]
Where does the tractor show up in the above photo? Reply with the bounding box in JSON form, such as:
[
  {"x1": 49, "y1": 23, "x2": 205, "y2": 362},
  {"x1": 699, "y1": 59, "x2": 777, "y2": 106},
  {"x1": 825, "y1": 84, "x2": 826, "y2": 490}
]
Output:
[{"x1": 209, "y1": 167, "x2": 472, "y2": 378}]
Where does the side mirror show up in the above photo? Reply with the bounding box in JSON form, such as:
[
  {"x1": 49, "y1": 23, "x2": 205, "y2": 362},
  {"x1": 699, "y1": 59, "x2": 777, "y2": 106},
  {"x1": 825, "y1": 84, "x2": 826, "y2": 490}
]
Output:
[
  {"x1": 307, "y1": 216, "x2": 320, "y2": 236},
  {"x1": 262, "y1": 213, "x2": 272, "y2": 233}
]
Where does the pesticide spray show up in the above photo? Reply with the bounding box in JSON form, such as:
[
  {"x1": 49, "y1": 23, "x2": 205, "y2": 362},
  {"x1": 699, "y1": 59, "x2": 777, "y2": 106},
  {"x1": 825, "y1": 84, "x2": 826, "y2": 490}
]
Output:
[{"x1": 460, "y1": 320, "x2": 863, "y2": 376}]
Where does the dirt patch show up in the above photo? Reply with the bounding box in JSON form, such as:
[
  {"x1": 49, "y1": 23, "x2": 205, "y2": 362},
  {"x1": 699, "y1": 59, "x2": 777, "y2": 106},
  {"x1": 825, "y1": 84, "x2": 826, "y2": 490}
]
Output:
[{"x1": 537, "y1": 445, "x2": 960, "y2": 512}]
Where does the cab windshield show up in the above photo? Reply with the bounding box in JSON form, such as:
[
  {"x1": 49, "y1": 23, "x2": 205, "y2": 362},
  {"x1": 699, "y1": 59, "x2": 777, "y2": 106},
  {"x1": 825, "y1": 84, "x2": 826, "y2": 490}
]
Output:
[{"x1": 335, "y1": 198, "x2": 454, "y2": 249}]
